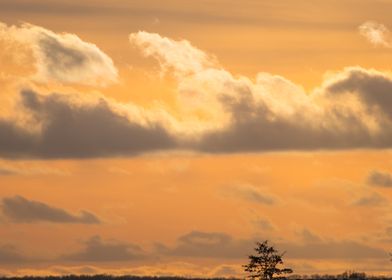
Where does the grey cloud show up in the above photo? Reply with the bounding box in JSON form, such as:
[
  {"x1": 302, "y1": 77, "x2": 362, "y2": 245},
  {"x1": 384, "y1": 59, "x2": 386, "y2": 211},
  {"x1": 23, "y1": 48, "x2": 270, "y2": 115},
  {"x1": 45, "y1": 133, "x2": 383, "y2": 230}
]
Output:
[
  {"x1": 352, "y1": 193, "x2": 389, "y2": 207},
  {"x1": 0, "y1": 90, "x2": 176, "y2": 159},
  {"x1": 222, "y1": 184, "x2": 277, "y2": 205},
  {"x1": 158, "y1": 230, "x2": 387, "y2": 260},
  {"x1": 62, "y1": 236, "x2": 144, "y2": 262},
  {"x1": 282, "y1": 240, "x2": 386, "y2": 260},
  {"x1": 156, "y1": 231, "x2": 254, "y2": 259},
  {"x1": 196, "y1": 68, "x2": 392, "y2": 153},
  {"x1": 326, "y1": 68, "x2": 392, "y2": 118},
  {"x1": 254, "y1": 218, "x2": 275, "y2": 231},
  {"x1": 131, "y1": 31, "x2": 392, "y2": 154},
  {"x1": 299, "y1": 229, "x2": 322, "y2": 243},
  {"x1": 367, "y1": 170, "x2": 392, "y2": 187},
  {"x1": 0, "y1": 168, "x2": 16, "y2": 176},
  {"x1": 212, "y1": 265, "x2": 240, "y2": 277},
  {"x1": 1, "y1": 196, "x2": 101, "y2": 224},
  {"x1": 0, "y1": 245, "x2": 26, "y2": 263},
  {"x1": 0, "y1": 0, "x2": 354, "y2": 31}
]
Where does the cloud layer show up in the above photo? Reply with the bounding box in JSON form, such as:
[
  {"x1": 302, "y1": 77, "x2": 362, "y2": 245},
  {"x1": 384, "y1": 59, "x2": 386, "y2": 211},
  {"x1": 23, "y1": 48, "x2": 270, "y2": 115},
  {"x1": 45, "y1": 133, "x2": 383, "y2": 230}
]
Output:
[
  {"x1": 3, "y1": 28, "x2": 392, "y2": 158},
  {"x1": 1, "y1": 196, "x2": 100, "y2": 224},
  {"x1": 131, "y1": 31, "x2": 392, "y2": 153},
  {"x1": 0, "y1": 89, "x2": 176, "y2": 158},
  {"x1": 62, "y1": 236, "x2": 144, "y2": 262}
]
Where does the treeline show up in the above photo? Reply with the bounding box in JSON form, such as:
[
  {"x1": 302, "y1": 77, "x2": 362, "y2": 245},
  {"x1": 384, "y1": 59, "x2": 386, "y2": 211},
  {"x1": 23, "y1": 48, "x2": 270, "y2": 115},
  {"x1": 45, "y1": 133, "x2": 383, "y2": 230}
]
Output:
[
  {"x1": 0, "y1": 276, "x2": 235, "y2": 280},
  {"x1": 0, "y1": 273, "x2": 392, "y2": 280}
]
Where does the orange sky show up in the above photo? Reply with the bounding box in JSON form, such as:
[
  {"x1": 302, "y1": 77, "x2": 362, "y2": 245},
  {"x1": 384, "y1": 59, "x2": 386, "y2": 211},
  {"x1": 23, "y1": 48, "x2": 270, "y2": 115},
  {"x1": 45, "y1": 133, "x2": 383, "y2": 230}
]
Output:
[{"x1": 1, "y1": 0, "x2": 392, "y2": 277}]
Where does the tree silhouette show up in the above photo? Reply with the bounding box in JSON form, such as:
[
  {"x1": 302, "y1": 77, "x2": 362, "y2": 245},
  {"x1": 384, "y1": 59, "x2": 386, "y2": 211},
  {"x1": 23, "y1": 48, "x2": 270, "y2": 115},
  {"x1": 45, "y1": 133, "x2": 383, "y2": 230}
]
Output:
[{"x1": 243, "y1": 240, "x2": 293, "y2": 280}]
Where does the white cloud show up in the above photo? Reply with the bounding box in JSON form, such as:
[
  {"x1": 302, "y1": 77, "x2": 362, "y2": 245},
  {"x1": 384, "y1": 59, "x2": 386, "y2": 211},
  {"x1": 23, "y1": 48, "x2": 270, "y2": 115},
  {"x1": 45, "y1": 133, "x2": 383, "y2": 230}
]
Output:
[
  {"x1": 130, "y1": 31, "x2": 392, "y2": 153},
  {"x1": 0, "y1": 21, "x2": 118, "y2": 86},
  {"x1": 359, "y1": 21, "x2": 392, "y2": 47}
]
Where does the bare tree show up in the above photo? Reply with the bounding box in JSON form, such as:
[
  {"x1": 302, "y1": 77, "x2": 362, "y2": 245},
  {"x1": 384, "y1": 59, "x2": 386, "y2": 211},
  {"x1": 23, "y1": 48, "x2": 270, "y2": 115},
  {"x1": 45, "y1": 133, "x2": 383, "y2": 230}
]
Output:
[{"x1": 243, "y1": 240, "x2": 293, "y2": 280}]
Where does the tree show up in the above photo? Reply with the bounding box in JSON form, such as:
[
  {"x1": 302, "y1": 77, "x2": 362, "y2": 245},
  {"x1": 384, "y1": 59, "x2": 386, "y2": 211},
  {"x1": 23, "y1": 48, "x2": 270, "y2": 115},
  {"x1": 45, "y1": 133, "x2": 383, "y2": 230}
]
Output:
[{"x1": 243, "y1": 240, "x2": 293, "y2": 280}]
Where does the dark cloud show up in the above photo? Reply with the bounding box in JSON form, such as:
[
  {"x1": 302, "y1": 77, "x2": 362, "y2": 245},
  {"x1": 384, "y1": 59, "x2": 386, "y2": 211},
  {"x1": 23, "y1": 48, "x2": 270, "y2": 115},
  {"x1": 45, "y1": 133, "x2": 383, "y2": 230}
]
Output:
[
  {"x1": 326, "y1": 69, "x2": 392, "y2": 117},
  {"x1": 1, "y1": 196, "x2": 101, "y2": 224},
  {"x1": 367, "y1": 170, "x2": 392, "y2": 187},
  {"x1": 62, "y1": 236, "x2": 144, "y2": 262},
  {"x1": 0, "y1": 90, "x2": 176, "y2": 159}
]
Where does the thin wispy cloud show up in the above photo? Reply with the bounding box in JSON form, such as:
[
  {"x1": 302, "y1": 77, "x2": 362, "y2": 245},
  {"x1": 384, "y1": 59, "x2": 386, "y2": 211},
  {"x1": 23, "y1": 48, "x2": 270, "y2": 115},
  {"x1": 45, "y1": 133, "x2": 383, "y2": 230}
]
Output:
[{"x1": 359, "y1": 21, "x2": 392, "y2": 47}]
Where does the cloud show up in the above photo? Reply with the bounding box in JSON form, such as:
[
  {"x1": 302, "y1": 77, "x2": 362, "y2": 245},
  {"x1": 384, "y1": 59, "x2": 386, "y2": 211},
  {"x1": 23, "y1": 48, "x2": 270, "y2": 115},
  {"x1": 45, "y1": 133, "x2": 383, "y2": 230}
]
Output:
[
  {"x1": 352, "y1": 192, "x2": 389, "y2": 207},
  {"x1": 0, "y1": 245, "x2": 26, "y2": 263},
  {"x1": 359, "y1": 21, "x2": 392, "y2": 47},
  {"x1": 130, "y1": 32, "x2": 392, "y2": 153},
  {"x1": 253, "y1": 218, "x2": 275, "y2": 231},
  {"x1": 1, "y1": 196, "x2": 101, "y2": 224},
  {"x1": 129, "y1": 31, "x2": 217, "y2": 77},
  {"x1": 62, "y1": 236, "x2": 144, "y2": 262},
  {"x1": 221, "y1": 184, "x2": 277, "y2": 205},
  {"x1": 0, "y1": 89, "x2": 176, "y2": 159},
  {"x1": 0, "y1": 168, "x2": 16, "y2": 176},
  {"x1": 156, "y1": 231, "x2": 253, "y2": 259},
  {"x1": 157, "y1": 230, "x2": 387, "y2": 261},
  {"x1": 367, "y1": 170, "x2": 392, "y2": 187},
  {"x1": 283, "y1": 240, "x2": 386, "y2": 260},
  {"x1": 0, "y1": 162, "x2": 69, "y2": 176},
  {"x1": 299, "y1": 229, "x2": 322, "y2": 243},
  {"x1": 0, "y1": 21, "x2": 118, "y2": 86},
  {"x1": 5, "y1": 30, "x2": 392, "y2": 159}
]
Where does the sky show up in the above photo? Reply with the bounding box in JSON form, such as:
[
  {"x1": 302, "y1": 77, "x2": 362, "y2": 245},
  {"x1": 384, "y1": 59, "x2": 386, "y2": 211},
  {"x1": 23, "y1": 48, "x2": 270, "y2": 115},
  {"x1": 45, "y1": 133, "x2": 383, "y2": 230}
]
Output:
[{"x1": 1, "y1": 0, "x2": 392, "y2": 277}]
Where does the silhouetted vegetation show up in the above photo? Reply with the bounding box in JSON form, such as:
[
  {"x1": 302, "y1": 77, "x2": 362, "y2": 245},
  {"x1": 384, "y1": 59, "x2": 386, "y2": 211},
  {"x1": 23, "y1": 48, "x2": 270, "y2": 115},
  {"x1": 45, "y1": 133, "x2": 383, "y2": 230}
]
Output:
[
  {"x1": 243, "y1": 240, "x2": 293, "y2": 280},
  {"x1": 1, "y1": 272, "x2": 392, "y2": 280}
]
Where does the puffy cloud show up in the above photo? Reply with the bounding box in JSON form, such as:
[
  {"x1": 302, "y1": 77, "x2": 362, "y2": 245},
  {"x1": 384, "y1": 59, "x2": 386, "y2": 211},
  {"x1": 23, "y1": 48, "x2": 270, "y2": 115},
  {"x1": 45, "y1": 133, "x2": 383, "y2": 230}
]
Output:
[
  {"x1": 367, "y1": 170, "x2": 392, "y2": 187},
  {"x1": 130, "y1": 32, "x2": 392, "y2": 153},
  {"x1": 0, "y1": 21, "x2": 118, "y2": 86},
  {"x1": 62, "y1": 236, "x2": 144, "y2": 262},
  {"x1": 1, "y1": 196, "x2": 101, "y2": 224},
  {"x1": 5, "y1": 31, "x2": 392, "y2": 159},
  {"x1": 359, "y1": 21, "x2": 392, "y2": 47},
  {"x1": 129, "y1": 31, "x2": 217, "y2": 77},
  {"x1": 0, "y1": 89, "x2": 176, "y2": 159},
  {"x1": 221, "y1": 184, "x2": 277, "y2": 205}
]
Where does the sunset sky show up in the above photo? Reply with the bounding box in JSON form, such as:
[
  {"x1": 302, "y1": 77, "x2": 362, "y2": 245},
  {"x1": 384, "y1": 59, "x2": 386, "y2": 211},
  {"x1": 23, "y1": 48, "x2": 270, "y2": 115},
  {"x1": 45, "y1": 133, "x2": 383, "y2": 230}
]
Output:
[{"x1": 1, "y1": 0, "x2": 392, "y2": 277}]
